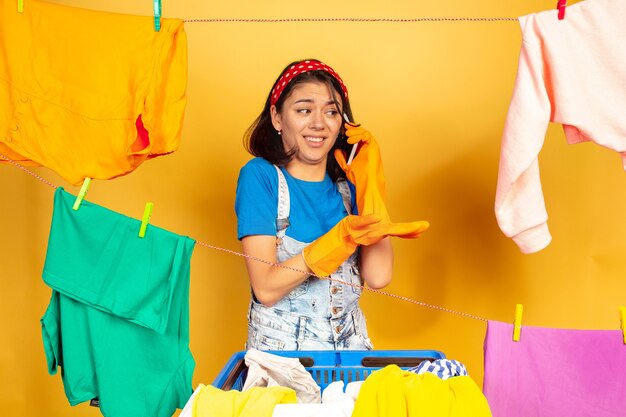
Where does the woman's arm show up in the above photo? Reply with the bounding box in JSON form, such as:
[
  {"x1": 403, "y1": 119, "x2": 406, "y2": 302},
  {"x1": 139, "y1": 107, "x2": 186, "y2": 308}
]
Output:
[
  {"x1": 241, "y1": 234, "x2": 313, "y2": 307},
  {"x1": 359, "y1": 236, "x2": 393, "y2": 289},
  {"x1": 243, "y1": 222, "x2": 392, "y2": 305}
]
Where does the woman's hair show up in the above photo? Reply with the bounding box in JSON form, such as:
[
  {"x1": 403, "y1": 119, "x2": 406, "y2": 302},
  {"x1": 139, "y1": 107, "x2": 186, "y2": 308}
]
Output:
[{"x1": 244, "y1": 60, "x2": 354, "y2": 182}]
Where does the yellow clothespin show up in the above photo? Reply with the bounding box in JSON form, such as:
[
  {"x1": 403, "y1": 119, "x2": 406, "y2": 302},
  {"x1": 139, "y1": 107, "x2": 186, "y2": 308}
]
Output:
[
  {"x1": 513, "y1": 304, "x2": 523, "y2": 342},
  {"x1": 619, "y1": 306, "x2": 626, "y2": 345},
  {"x1": 139, "y1": 202, "x2": 154, "y2": 238},
  {"x1": 72, "y1": 177, "x2": 92, "y2": 211},
  {"x1": 17, "y1": 0, "x2": 24, "y2": 13},
  {"x1": 153, "y1": 0, "x2": 161, "y2": 31}
]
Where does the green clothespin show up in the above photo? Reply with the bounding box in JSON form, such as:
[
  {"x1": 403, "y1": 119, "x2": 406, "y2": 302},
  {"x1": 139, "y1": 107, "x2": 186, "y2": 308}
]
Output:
[
  {"x1": 153, "y1": 0, "x2": 161, "y2": 31},
  {"x1": 139, "y1": 202, "x2": 154, "y2": 238},
  {"x1": 17, "y1": 0, "x2": 24, "y2": 13},
  {"x1": 72, "y1": 178, "x2": 92, "y2": 211}
]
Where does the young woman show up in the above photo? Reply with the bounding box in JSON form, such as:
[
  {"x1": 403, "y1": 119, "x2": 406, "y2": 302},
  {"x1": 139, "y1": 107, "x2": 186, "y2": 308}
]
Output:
[{"x1": 235, "y1": 59, "x2": 428, "y2": 350}]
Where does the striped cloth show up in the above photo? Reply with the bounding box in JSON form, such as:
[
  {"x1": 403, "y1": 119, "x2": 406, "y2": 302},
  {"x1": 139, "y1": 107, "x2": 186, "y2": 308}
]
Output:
[{"x1": 408, "y1": 359, "x2": 468, "y2": 380}]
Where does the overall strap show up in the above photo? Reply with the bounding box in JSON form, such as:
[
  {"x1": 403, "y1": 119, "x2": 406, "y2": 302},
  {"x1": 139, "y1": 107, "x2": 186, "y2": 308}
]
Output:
[
  {"x1": 274, "y1": 165, "x2": 290, "y2": 239},
  {"x1": 336, "y1": 178, "x2": 352, "y2": 215}
]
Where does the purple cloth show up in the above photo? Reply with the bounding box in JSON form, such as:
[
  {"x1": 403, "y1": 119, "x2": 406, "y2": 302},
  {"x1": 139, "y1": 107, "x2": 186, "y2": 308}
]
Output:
[{"x1": 483, "y1": 320, "x2": 626, "y2": 417}]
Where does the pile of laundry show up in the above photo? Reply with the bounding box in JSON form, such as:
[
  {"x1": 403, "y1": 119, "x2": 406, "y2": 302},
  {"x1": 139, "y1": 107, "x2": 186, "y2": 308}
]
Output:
[{"x1": 181, "y1": 349, "x2": 492, "y2": 417}]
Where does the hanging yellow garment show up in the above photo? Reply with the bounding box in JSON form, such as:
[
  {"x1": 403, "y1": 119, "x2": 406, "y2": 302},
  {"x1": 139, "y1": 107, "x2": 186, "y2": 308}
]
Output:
[{"x1": 0, "y1": 0, "x2": 187, "y2": 185}]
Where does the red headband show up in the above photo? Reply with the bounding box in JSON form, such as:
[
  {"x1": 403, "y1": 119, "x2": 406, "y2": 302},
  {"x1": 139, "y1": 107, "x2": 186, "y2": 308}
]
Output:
[{"x1": 270, "y1": 60, "x2": 349, "y2": 106}]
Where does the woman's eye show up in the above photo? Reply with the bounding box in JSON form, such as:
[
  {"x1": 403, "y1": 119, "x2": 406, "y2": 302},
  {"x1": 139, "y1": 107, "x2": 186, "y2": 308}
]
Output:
[
  {"x1": 297, "y1": 108, "x2": 311, "y2": 114},
  {"x1": 326, "y1": 109, "x2": 339, "y2": 116}
]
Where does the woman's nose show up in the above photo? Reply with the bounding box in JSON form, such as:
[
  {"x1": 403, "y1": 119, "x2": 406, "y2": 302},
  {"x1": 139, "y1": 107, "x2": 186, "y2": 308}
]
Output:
[{"x1": 309, "y1": 111, "x2": 323, "y2": 129}]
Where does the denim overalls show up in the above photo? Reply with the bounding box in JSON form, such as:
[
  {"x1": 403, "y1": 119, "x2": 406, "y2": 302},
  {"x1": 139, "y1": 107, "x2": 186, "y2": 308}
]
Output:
[{"x1": 246, "y1": 166, "x2": 373, "y2": 351}]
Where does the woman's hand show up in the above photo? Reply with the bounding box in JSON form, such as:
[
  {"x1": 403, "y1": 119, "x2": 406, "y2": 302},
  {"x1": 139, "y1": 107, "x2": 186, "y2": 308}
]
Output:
[
  {"x1": 302, "y1": 213, "x2": 384, "y2": 277},
  {"x1": 335, "y1": 124, "x2": 387, "y2": 216},
  {"x1": 334, "y1": 123, "x2": 430, "y2": 239}
]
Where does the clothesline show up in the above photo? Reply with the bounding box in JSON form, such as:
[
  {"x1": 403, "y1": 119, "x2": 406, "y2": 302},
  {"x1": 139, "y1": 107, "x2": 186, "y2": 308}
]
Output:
[
  {"x1": 0, "y1": 152, "x2": 488, "y2": 323},
  {"x1": 183, "y1": 17, "x2": 518, "y2": 23}
]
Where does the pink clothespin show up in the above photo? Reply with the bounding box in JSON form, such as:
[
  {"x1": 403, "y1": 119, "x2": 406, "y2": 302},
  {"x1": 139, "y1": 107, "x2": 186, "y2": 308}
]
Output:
[{"x1": 557, "y1": 0, "x2": 567, "y2": 20}]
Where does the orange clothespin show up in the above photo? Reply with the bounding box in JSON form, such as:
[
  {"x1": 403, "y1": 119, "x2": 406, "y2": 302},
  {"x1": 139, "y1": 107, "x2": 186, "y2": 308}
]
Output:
[
  {"x1": 513, "y1": 304, "x2": 523, "y2": 342},
  {"x1": 557, "y1": 0, "x2": 567, "y2": 20},
  {"x1": 138, "y1": 202, "x2": 154, "y2": 238},
  {"x1": 72, "y1": 177, "x2": 92, "y2": 211},
  {"x1": 17, "y1": 0, "x2": 24, "y2": 13},
  {"x1": 619, "y1": 306, "x2": 626, "y2": 345}
]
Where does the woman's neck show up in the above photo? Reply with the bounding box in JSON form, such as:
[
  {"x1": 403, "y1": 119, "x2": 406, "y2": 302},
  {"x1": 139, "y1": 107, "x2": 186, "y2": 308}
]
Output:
[{"x1": 285, "y1": 162, "x2": 327, "y2": 182}]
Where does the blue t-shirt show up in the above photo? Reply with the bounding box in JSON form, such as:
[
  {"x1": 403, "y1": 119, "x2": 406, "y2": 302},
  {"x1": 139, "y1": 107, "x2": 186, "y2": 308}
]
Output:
[{"x1": 235, "y1": 157, "x2": 356, "y2": 242}]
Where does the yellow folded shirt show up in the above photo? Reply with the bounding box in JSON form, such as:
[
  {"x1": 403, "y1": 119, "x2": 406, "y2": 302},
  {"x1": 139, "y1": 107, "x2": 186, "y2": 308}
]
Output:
[{"x1": 192, "y1": 385, "x2": 298, "y2": 417}]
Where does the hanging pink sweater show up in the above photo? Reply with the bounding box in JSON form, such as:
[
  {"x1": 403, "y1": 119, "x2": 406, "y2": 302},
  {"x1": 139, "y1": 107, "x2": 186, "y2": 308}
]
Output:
[{"x1": 495, "y1": 0, "x2": 626, "y2": 254}]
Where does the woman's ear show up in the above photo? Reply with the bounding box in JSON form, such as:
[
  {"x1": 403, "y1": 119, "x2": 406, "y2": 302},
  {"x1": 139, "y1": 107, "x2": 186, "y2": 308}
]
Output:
[{"x1": 270, "y1": 105, "x2": 282, "y2": 132}]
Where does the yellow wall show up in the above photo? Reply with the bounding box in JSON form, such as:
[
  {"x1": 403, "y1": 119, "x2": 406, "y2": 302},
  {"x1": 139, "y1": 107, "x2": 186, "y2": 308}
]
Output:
[{"x1": 2, "y1": 0, "x2": 624, "y2": 415}]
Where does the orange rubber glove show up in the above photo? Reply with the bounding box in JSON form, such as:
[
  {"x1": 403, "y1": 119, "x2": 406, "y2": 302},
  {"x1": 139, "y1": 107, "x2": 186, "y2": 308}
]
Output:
[
  {"x1": 302, "y1": 214, "x2": 386, "y2": 277},
  {"x1": 334, "y1": 123, "x2": 430, "y2": 238}
]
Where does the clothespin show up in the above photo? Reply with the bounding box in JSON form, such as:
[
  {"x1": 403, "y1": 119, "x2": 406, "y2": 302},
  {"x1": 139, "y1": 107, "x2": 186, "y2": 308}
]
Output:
[
  {"x1": 72, "y1": 177, "x2": 92, "y2": 211},
  {"x1": 138, "y1": 202, "x2": 154, "y2": 238},
  {"x1": 557, "y1": 0, "x2": 567, "y2": 20},
  {"x1": 513, "y1": 304, "x2": 523, "y2": 342},
  {"x1": 153, "y1": 0, "x2": 161, "y2": 31},
  {"x1": 619, "y1": 306, "x2": 626, "y2": 345},
  {"x1": 17, "y1": 0, "x2": 24, "y2": 13}
]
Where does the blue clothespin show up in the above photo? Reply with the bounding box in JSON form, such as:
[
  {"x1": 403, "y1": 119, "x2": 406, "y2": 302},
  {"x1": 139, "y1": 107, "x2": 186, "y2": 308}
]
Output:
[
  {"x1": 72, "y1": 178, "x2": 92, "y2": 211},
  {"x1": 139, "y1": 202, "x2": 154, "y2": 238},
  {"x1": 18, "y1": 0, "x2": 24, "y2": 13},
  {"x1": 153, "y1": 0, "x2": 161, "y2": 31}
]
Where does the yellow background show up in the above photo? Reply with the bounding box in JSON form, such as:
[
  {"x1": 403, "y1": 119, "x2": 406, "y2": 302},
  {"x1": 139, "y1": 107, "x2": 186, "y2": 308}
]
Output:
[{"x1": 2, "y1": 0, "x2": 624, "y2": 415}]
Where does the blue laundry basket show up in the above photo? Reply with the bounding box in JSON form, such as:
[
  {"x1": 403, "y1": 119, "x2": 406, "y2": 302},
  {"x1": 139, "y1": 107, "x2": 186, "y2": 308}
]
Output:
[{"x1": 212, "y1": 349, "x2": 446, "y2": 391}]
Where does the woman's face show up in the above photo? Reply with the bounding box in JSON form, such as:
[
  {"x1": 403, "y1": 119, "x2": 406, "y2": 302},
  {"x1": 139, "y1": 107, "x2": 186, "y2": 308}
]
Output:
[{"x1": 271, "y1": 81, "x2": 342, "y2": 178}]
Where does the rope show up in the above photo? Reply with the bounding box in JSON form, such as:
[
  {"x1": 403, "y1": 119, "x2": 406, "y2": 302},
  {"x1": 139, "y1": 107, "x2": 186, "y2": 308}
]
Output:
[
  {"x1": 2, "y1": 152, "x2": 488, "y2": 323},
  {"x1": 0, "y1": 153, "x2": 57, "y2": 189},
  {"x1": 196, "y1": 241, "x2": 488, "y2": 323},
  {"x1": 184, "y1": 17, "x2": 518, "y2": 24}
]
